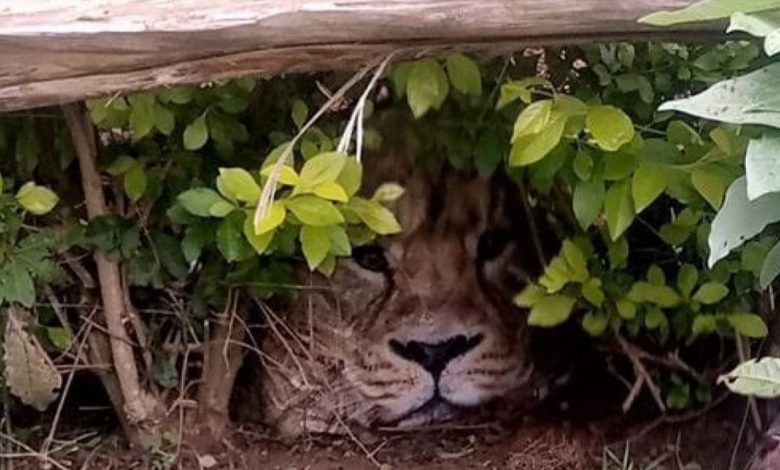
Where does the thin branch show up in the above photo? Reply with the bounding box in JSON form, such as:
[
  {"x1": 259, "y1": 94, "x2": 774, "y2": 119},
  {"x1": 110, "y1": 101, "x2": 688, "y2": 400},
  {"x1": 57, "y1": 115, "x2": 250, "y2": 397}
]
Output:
[{"x1": 62, "y1": 103, "x2": 160, "y2": 426}]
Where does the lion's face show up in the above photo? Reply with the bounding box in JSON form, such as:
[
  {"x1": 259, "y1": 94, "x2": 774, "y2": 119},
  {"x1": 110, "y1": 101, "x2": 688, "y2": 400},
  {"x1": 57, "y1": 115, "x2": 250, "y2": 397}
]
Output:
[{"x1": 259, "y1": 120, "x2": 546, "y2": 436}]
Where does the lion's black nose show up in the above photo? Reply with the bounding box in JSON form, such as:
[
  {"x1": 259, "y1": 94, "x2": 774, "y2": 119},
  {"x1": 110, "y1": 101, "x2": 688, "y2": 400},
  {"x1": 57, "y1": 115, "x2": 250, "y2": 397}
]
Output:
[{"x1": 389, "y1": 334, "x2": 483, "y2": 378}]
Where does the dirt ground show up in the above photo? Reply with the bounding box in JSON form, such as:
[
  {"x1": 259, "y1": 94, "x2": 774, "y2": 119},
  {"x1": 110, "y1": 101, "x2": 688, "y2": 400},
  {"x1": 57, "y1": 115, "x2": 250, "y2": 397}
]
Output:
[{"x1": 5, "y1": 393, "x2": 758, "y2": 470}]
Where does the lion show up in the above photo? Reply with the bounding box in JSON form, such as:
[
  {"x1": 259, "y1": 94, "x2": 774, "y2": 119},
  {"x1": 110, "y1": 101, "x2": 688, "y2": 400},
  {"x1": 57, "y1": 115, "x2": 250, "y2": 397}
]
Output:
[{"x1": 251, "y1": 110, "x2": 568, "y2": 438}]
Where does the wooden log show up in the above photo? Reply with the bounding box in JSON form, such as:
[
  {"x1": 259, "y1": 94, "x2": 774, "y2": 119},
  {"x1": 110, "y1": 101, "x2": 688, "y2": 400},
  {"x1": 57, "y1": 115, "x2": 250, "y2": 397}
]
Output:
[{"x1": 0, "y1": 0, "x2": 719, "y2": 112}]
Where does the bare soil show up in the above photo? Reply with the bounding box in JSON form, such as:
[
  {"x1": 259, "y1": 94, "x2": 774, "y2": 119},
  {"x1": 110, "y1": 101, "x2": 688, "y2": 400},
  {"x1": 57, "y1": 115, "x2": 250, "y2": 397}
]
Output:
[{"x1": 4, "y1": 393, "x2": 758, "y2": 470}]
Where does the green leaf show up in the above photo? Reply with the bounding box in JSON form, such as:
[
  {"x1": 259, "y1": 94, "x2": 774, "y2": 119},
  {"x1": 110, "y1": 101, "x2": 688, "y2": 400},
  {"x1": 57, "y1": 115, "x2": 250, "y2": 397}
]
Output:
[
  {"x1": 337, "y1": 158, "x2": 363, "y2": 198},
  {"x1": 509, "y1": 112, "x2": 566, "y2": 166},
  {"x1": 627, "y1": 281, "x2": 681, "y2": 308},
  {"x1": 586, "y1": 105, "x2": 635, "y2": 152},
  {"x1": 216, "y1": 212, "x2": 254, "y2": 262},
  {"x1": 573, "y1": 176, "x2": 605, "y2": 230},
  {"x1": 15, "y1": 182, "x2": 59, "y2": 215},
  {"x1": 178, "y1": 188, "x2": 226, "y2": 217},
  {"x1": 46, "y1": 327, "x2": 72, "y2": 350},
  {"x1": 573, "y1": 150, "x2": 594, "y2": 181},
  {"x1": 746, "y1": 132, "x2": 780, "y2": 200},
  {"x1": 692, "y1": 315, "x2": 717, "y2": 336},
  {"x1": 582, "y1": 277, "x2": 605, "y2": 307},
  {"x1": 760, "y1": 239, "x2": 780, "y2": 289},
  {"x1": 1, "y1": 264, "x2": 35, "y2": 307},
  {"x1": 446, "y1": 54, "x2": 482, "y2": 96},
  {"x1": 639, "y1": 0, "x2": 780, "y2": 26},
  {"x1": 208, "y1": 200, "x2": 235, "y2": 217},
  {"x1": 106, "y1": 155, "x2": 138, "y2": 176},
  {"x1": 659, "y1": 62, "x2": 780, "y2": 128},
  {"x1": 326, "y1": 225, "x2": 352, "y2": 256},
  {"x1": 677, "y1": 264, "x2": 699, "y2": 298},
  {"x1": 616, "y1": 299, "x2": 637, "y2": 320},
  {"x1": 286, "y1": 196, "x2": 345, "y2": 226},
  {"x1": 372, "y1": 183, "x2": 405, "y2": 202},
  {"x1": 153, "y1": 104, "x2": 175, "y2": 135},
  {"x1": 313, "y1": 181, "x2": 349, "y2": 202},
  {"x1": 128, "y1": 94, "x2": 155, "y2": 139},
  {"x1": 183, "y1": 113, "x2": 209, "y2": 150},
  {"x1": 348, "y1": 197, "x2": 402, "y2": 235},
  {"x1": 692, "y1": 282, "x2": 729, "y2": 304},
  {"x1": 708, "y1": 177, "x2": 780, "y2": 267},
  {"x1": 691, "y1": 167, "x2": 726, "y2": 210},
  {"x1": 124, "y1": 164, "x2": 147, "y2": 202},
  {"x1": 300, "y1": 225, "x2": 330, "y2": 269},
  {"x1": 582, "y1": 312, "x2": 608, "y2": 336},
  {"x1": 291, "y1": 99, "x2": 309, "y2": 129},
  {"x1": 496, "y1": 77, "x2": 551, "y2": 109},
  {"x1": 181, "y1": 224, "x2": 211, "y2": 263},
  {"x1": 644, "y1": 307, "x2": 667, "y2": 330},
  {"x1": 719, "y1": 357, "x2": 780, "y2": 398},
  {"x1": 528, "y1": 294, "x2": 577, "y2": 327},
  {"x1": 512, "y1": 100, "x2": 553, "y2": 142},
  {"x1": 514, "y1": 284, "x2": 545, "y2": 307},
  {"x1": 728, "y1": 313, "x2": 769, "y2": 338},
  {"x1": 604, "y1": 180, "x2": 634, "y2": 241},
  {"x1": 299, "y1": 152, "x2": 347, "y2": 190},
  {"x1": 647, "y1": 264, "x2": 666, "y2": 286},
  {"x1": 631, "y1": 165, "x2": 667, "y2": 213},
  {"x1": 243, "y1": 214, "x2": 274, "y2": 254},
  {"x1": 407, "y1": 59, "x2": 448, "y2": 118},
  {"x1": 217, "y1": 168, "x2": 261, "y2": 203}
]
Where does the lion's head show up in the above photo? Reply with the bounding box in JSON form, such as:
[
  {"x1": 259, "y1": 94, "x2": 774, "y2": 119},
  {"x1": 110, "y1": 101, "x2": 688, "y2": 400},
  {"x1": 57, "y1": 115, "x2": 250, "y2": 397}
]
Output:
[{"x1": 256, "y1": 113, "x2": 556, "y2": 437}]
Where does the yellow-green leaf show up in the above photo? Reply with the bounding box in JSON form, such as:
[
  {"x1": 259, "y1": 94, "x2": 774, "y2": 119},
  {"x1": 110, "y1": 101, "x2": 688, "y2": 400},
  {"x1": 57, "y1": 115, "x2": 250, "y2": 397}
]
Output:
[
  {"x1": 300, "y1": 225, "x2": 330, "y2": 269},
  {"x1": 286, "y1": 196, "x2": 344, "y2": 226},
  {"x1": 313, "y1": 181, "x2": 349, "y2": 202},
  {"x1": 243, "y1": 213, "x2": 274, "y2": 254},
  {"x1": 509, "y1": 111, "x2": 566, "y2": 166},
  {"x1": 348, "y1": 197, "x2": 402, "y2": 235},
  {"x1": 15, "y1": 182, "x2": 59, "y2": 216},
  {"x1": 254, "y1": 200, "x2": 287, "y2": 235},
  {"x1": 217, "y1": 168, "x2": 261, "y2": 203},
  {"x1": 512, "y1": 100, "x2": 553, "y2": 142},
  {"x1": 371, "y1": 183, "x2": 405, "y2": 202},
  {"x1": 528, "y1": 294, "x2": 577, "y2": 327},
  {"x1": 299, "y1": 152, "x2": 347, "y2": 190},
  {"x1": 586, "y1": 105, "x2": 635, "y2": 151},
  {"x1": 260, "y1": 165, "x2": 300, "y2": 186}
]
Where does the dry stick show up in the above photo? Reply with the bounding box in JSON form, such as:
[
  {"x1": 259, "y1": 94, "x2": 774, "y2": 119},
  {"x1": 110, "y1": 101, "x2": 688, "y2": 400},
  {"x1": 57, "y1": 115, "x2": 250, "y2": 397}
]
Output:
[
  {"x1": 617, "y1": 337, "x2": 666, "y2": 414},
  {"x1": 41, "y1": 308, "x2": 98, "y2": 461},
  {"x1": 253, "y1": 55, "x2": 385, "y2": 226},
  {"x1": 62, "y1": 103, "x2": 159, "y2": 426},
  {"x1": 735, "y1": 334, "x2": 762, "y2": 432}
]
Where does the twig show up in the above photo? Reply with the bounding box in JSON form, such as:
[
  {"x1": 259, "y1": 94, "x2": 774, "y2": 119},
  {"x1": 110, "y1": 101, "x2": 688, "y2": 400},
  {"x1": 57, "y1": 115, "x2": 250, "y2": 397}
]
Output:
[
  {"x1": 617, "y1": 337, "x2": 666, "y2": 414},
  {"x1": 0, "y1": 431, "x2": 68, "y2": 470},
  {"x1": 63, "y1": 103, "x2": 160, "y2": 426},
  {"x1": 41, "y1": 307, "x2": 98, "y2": 461},
  {"x1": 735, "y1": 334, "x2": 762, "y2": 432}
]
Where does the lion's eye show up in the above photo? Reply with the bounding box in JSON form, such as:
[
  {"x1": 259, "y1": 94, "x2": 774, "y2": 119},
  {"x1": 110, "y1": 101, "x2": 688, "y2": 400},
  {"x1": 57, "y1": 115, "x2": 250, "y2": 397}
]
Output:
[
  {"x1": 353, "y1": 244, "x2": 390, "y2": 272},
  {"x1": 477, "y1": 228, "x2": 511, "y2": 261}
]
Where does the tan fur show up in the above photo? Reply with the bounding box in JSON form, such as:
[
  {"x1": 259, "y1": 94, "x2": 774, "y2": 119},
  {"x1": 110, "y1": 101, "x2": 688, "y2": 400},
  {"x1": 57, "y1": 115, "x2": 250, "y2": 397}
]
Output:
[{"x1": 257, "y1": 113, "x2": 545, "y2": 437}]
